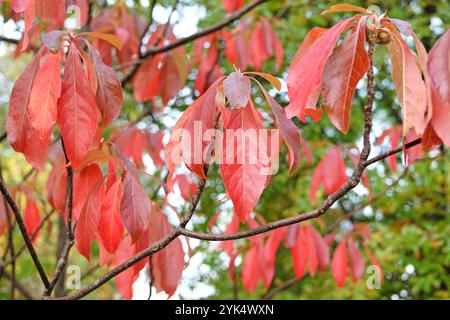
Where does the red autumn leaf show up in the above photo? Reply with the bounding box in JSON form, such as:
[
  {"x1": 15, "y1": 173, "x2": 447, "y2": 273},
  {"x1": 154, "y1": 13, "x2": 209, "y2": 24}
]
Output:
[
  {"x1": 310, "y1": 226, "x2": 330, "y2": 271},
  {"x1": 309, "y1": 146, "x2": 347, "y2": 204},
  {"x1": 35, "y1": 0, "x2": 65, "y2": 26},
  {"x1": 111, "y1": 236, "x2": 137, "y2": 299},
  {"x1": 6, "y1": 48, "x2": 51, "y2": 169},
  {"x1": 287, "y1": 18, "x2": 353, "y2": 121},
  {"x1": 24, "y1": 199, "x2": 41, "y2": 242},
  {"x1": 218, "y1": 214, "x2": 240, "y2": 256},
  {"x1": 427, "y1": 29, "x2": 450, "y2": 145},
  {"x1": 73, "y1": 163, "x2": 104, "y2": 221},
  {"x1": 223, "y1": 71, "x2": 251, "y2": 110},
  {"x1": 222, "y1": 0, "x2": 243, "y2": 13},
  {"x1": 120, "y1": 173, "x2": 152, "y2": 243},
  {"x1": 11, "y1": 0, "x2": 33, "y2": 12},
  {"x1": 224, "y1": 25, "x2": 250, "y2": 70},
  {"x1": 331, "y1": 240, "x2": 348, "y2": 287},
  {"x1": 256, "y1": 81, "x2": 301, "y2": 172},
  {"x1": 165, "y1": 79, "x2": 222, "y2": 180},
  {"x1": 291, "y1": 225, "x2": 308, "y2": 278},
  {"x1": 46, "y1": 163, "x2": 68, "y2": 213},
  {"x1": 99, "y1": 179, "x2": 124, "y2": 254},
  {"x1": 28, "y1": 51, "x2": 62, "y2": 139},
  {"x1": 75, "y1": 177, "x2": 105, "y2": 260},
  {"x1": 220, "y1": 101, "x2": 271, "y2": 222},
  {"x1": 304, "y1": 225, "x2": 319, "y2": 276},
  {"x1": 250, "y1": 18, "x2": 284, "y2": 71},
  {"x1": 172, "y1": 174, "x2": 197, "y2": 201},
  {"x1": 0, "y1": 195, "x2": 9, "y2": 236},
  {"x1": 347, "y1": 239, "x2": 365, "y2": 281},
  {"x1": 242, "y1": 242, "x2": 270, "y2": 292},
  {"x1": 322, "y1": 17, "x2": 369, "y2": 133},
  {"x1": 283, "y1": 224, "x2": 298, "y2": 249},
  {"x1": 264, "y1": 227, "x2": 286, "y2": 266},
  {"x1": 149, "y1": 210, "x2": 185, "y2": 297},
  {"x1": 57, "y1": 43, "x2": 101, "y2": 168},
  {"x1": 376, "y1": 126, "x2": 402, "y2": 172},
  {"x1": 387, "y1": 30, "x2": 428, "y2": 136},
  {"x1": 87, "y1": 43, "x2": 123, "y2": 127}
]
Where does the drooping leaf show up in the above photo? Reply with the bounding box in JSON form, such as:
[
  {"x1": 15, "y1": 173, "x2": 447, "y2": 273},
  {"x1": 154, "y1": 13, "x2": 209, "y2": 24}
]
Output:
[
  {"x1": 28, "y1": 51, "x2": 62, "y2": 138},
  {"x1": 322, "y1": 18, "x2": 369, "y2": 133},
  {"x1": 256, "y1": 80, "x2": 300, "y2": 173},
  {"x1": 87, "y1": 43, "x2": 123, "y2": 127},
  {"x1": 347, "y1": 239, "x2": 365, "y2": 281},
  {"x1": 165, "y1": 79, "x2": 222, "y2": 180},
  {"x1": 427, "y1": 29, "x2": 450, "y2": 145},
  {"x1": 74, "y1": 177, "x2": 105, "y2": 260},
  {"x1": 24, "y1": 199, "x2": 41, "y2": 242},
  {"x1": 309, "y1": 146, "x2": 347, "y2": 204},
  {"x1": 73, "y1": 163, "x2": 104, "y2": 221},
  {"x1": 6, "y1": 48, "x2": 50, "y2": 169},
  {"x1": 291, "y1": 225, "x2": 308, "y2": 278},
  {"x1": 99, "y1": 179, "x2": 124, "y2": 253},
  {"x1": 148, "y1": 210, "x2": 185, "y2": 297},
  {"x1": 331, "y1": 240, "x2": 347, "y2": 287},
  {"x1": 387, "y1": 30, "x2": 428, "y2": 136},
  {"x1": 220, "y1": 102, "x2": 272, "y2": 222},
  {"x1": 287, "y1": 18, "x2": 353, "y2": 121},
  {"x1": 57, "y1": 43, "x2": 101, "y2": 167},
  {"x1": 120, "y1": 173, "x2": 152, "y2": 243}
]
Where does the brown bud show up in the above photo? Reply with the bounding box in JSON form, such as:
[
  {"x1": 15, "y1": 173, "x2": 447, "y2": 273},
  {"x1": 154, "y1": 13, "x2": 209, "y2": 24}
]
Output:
[{"x1": 376, "y1": 31, "x2": 391, "y2": 45}]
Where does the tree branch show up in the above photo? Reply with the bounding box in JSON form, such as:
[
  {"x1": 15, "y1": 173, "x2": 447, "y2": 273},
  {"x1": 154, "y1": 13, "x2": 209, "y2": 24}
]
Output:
[
  {"x1": 0, "y1": 178, "x2": 50, "y2": 289},
  {"x1": 42, "y1": 140, "x2": 75, "y2": 297}
]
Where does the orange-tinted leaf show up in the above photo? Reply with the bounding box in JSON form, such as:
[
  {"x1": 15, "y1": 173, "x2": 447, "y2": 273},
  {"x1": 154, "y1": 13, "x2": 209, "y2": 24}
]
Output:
[
  {"x1": 322, "y1": 18, "x2": 369, "y2": 133},
  {"x1": 321, "y1": 4, "x2": 368, "y2": 15},
  {"x1": 57, "y1": 44, "x2": 101, "y2": 168},
  {"x1": 78, "y1": 32, "x2": 122, "y2": 49},
  {"x1": 245, "y1": 71, "x2": 281, "y2": 90},
  {"x1": 388, "y1": 31, "x2": 428, "y2": 136}
]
